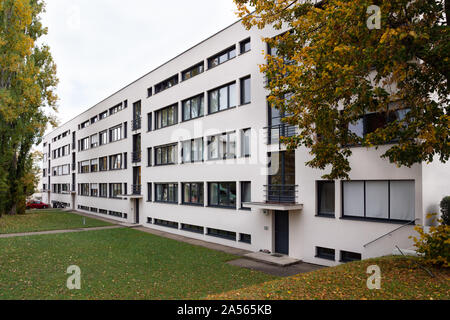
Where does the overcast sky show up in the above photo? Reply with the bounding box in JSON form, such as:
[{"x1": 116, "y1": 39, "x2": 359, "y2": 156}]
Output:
[{"x1": 41, "y1": 0, "x2": 240, "y2": 129}]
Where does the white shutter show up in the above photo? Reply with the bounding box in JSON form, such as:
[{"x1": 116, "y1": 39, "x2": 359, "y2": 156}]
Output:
[{"x1": 390, "y1": 181, "x2": 415, "y2": 221}]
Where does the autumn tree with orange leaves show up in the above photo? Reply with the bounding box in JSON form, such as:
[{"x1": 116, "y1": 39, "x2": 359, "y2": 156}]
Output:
[{"x1": 234, "y1": 0, "x2": 449, "y2": 179}]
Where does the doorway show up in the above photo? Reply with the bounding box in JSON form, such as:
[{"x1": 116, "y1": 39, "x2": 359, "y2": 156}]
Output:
[{"x1": 274, "y1": 210, "x2": 289, "y2": 255}]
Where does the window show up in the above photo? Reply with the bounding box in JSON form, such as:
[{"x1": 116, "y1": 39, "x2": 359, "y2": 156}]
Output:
[
  {"x1": 80, "y1": 137, "x2": 89, "y2": 151},
  {"x1": 79, "y1": 161, "x2": 90, "y2": 174},
  {"x1": 109, "y1": 154, "x2": 123, "y2": 170},
  {"x1": 80, "y1": 120, "x2": 89, "y2": 129},
  {"x1": 90, "y1": 159, "x2": 98, "y2": 172},
  {"x1": 147, "y1": 113, "x2": 152, "y2": 131},
  {"x1": 99, "y1": 111, "x2": 108, "y2": 120},
  {"x1": 207, "y1": 228, "x2": 236, "y2": 241},
  {"x1": 155, "y1": 104, "x2": 178, "y2": 129},
  {"x1": 340, "y1": 251, "x2": 362, "y2": 263},
  {"x1": 182, "y1": 94, "x2": 204, "y2": 121},
  {"x1": 99, "y1": 183, "x2": 108, "y2": 198},
  {"x1": 90, "y1": 183, "x2": 98, "y2": 197},
  {"x1": 155, "y1": 183, "x2": 178, "y2": 203},
  {"x1": 207, "y1": 132, "x2": 236, "y2": 160},
  {"x1": 91, "y1": 116, "x2": 98, "y2": 124},
  {"x1": 316, "y1": 247, "x2": 335, "y2": 261},
  {"x1": 154, "y1": 219, "x2": 179, "y2": 229},
  {"x1": 342, "y1": 180, "x2": 415, "y2": 222},
  {"x1": 182, "y1": 62, "x2": 204, "y2": 81},
  {"x1": 155, "y1": 144, "x2": 177, "y2": 166},
  {"x1": 241, "y1": 128, "x2": 251, "y2": 157},
  {"x1": 208, "y1": 82, "x2": 237, "y2": 114},
  {"x1": 240, "y1": 38, "x2": 251, "y2": 54},
  {"x1": 147, "y1": 87, "x2": 153, "y2": 97},
  {"x1": 109, "y1": 125, "x2": 122, "y2": 142},
  {"x1": 90, "y1": 134, "x2": 98, "y2": 148},
  {"x1": 182, "y1": 183, "x2": 204, "y2": 205},
  {"x1": 99, "y1": 130, "x2": 108, "y2": 145},
  {"x1": 110, "y1": 183, "x2": 122, "y2": 198},
  {"x1": 208, "y1": 46, "x2": 236, "y2": 69},
  {"x1": 155, "y1": 74, "x2": 179, "y2": 94},
  {"x1": 181, "y1": 138, "x2": 203, "y2": 163},
  {"x1": 317, "y1": 181, "x2": 335, "y2": 217},
  {"x1": 99, "y1": 157, "x2": 107, "y2": 171},
  {"x1": 240, "y1": 76, "x2": 251, "y2": 105},
  {"x1": 239, "y1": 233, "x2": 251, "y2": 244},
  {"x1": 147, "y1": 148, "x2": 152, "y2": 167},
  {"x1": 109, "y1": 103, "x2": 123, "y2": 115},
  {"x1": 208, "y1": 182, "x2": 236, "y2": 208},
  {"x1": 241, "y1": 182, "x2": 251, "y2": 209},
  {"x1": 181, "y1": 224, "x2": 204, "y2": 234},
  {"x1": 147, "y1": 183, "x2": 152, "y2": 202},
  {"x1": 79, "y1": 183, "x2": 90, "y2": 196}
]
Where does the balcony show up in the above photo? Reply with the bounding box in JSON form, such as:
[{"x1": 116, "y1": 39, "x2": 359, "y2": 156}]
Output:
[
  {"x1": 265, "y1": 123, "x2": 297, "y2": 146},
  {"x1": 132, "y1": 117, "x2": 142, "y2": 131},
  {"x1": 265, "y1": 184, "x2": 298, "y2": 204},
  {"x1": 132, "y1": 151, "x2": 142, "y2": 163},
  {"x1": 132, "y1": 185, "x2": 142, "y2": 195}
]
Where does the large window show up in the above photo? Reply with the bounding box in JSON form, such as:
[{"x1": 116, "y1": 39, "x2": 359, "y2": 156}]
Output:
[
  {"x1": 182, "y1": 62, "x2": 204, "y2": 81},
  {"x1": 79, "y1": 183, "x2": 89, "y2": 196},
  {"x1": 182, "y1": 183, "x2": 204, "y2": 205},
  {"x1": 155, "y1": 74, "x2": 178, "y2": 94},
  {"x1": 109, "y1": 125, "x2": 122, "y2": 143},
  {"x1": 207, "y1": 132, "x2": 236, "y2": 160},
  {"x1": 109, "y1": 183, "x2": 122, "y2": 198},
  {"x1": 90, "y1": 183, "x2": 98, "y2": 197},
  {"x1": 182, "y1": 94, "x2": 204, "y2": 121},
  {"x1": 155, "y1": 183, "x2": 178, "y2": 203},
  {"x1": 79, "y1": 161, "x2": 89, "y2": 174},
  {"x1": 181, "y1": 138, "x2": 203, "y2": 163},
  {"x1": 240, "y1": 76, "x2": 251, "y2": 105},
  {"x1": 90, "y1": 159, "x2": 98, "y2": 172},
  {"x1": 208, "y1": 182, "x2": 236, "y2": 208},
  {"x1": 155, "y1": 104, "x2": 178, "y2": 129},
  {"x1": 317, "y1": 181, "x2": 335, "y2": 217},
  {"x1": 109, "y1": 154, "x2": 123, "y2": 170},
  {"x1": 208, "y1": 82, "x2": 237, "y2": 114},
  {"x1": 208, "y1": 46, "x2": 236, "y2": 69},
  {"x1": 342, "y1": 180, "x2": 415, "y2": 222},
  {"x1": 155, "y1": 144, "x2": 178, "y2": 166}
]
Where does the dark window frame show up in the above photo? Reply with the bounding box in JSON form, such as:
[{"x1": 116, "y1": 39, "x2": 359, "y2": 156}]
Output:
[
  {"x1": 208, "y1": 182, "x2": 237, "y2": 209},
  {"x1": 317, "y1": 181, "x2": 335, "y2": 217},
  {"x1": 181, "y1": 62, "x2": 205, "y2": 81},
  {"x1": 207, "y1": 45, "x2": 236, "y2": 69},
  {"x1": 316, "y1": 246, "x2": 335, "y2": 261},
  {"x1": 182, "y1": 182, "x2": 204, "y2": 206}
]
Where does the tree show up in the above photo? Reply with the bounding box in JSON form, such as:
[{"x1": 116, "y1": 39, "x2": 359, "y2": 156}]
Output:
[
  {"x1": 234, "y1": 0, "x2": 449, "y2": 179},
  {"x1": 0, "y1": 0, "x2": 58, "y2": 216}
]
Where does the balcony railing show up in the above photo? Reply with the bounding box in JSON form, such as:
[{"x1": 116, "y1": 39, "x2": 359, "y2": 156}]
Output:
[
  {"x1": 132, "y1": 117, "x2": 142, "y2": 131},
  {"x1": 132, "y1": 184, "x2": 142, "y2": 195},
  {"x1": 264, "y1": 184, "x2": 298, "y2": 204},
  {"x1": 132, "y1": 151, "x2": 142, "y2": 163},
  {"x1": 265, "y1": 123, "x2": 297, "y2": 146}
]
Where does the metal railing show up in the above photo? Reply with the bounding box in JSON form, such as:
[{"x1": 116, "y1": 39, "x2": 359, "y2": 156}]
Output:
[
  {"x1": 132, "y1": 185, "x2": 142, "y2": 195},
  {"x1": 265, "y1": 123, "x2": 297, "y2": 146},
  {"x1": 264, "y1": 184, "x2": 298, "y2": 204},
  {"x1": 132, "y1": 117, "x2": 142, "y2": 131},
  {"x1": 132, "y1": 151, "x2": 142, "y2": 163},
  {"x1": 363, "y1": 218, "x2": 419, "y2": 248}
]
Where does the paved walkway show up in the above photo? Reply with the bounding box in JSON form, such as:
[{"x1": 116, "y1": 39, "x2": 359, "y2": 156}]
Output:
[{"x1": 0, "y1": 225, "x2": 122, "y2": 239}]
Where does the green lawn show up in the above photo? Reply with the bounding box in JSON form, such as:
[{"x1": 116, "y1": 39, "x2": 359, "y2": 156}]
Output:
[
  {"x1": 209, "y1": 256, "x2": 450, "y2": 300},
  {"x1": 0, "y1": 210, "x2": 112, "y2": 234},
  {"x1": 0, "y1": 228, "x2": 276, "y2": 299}
]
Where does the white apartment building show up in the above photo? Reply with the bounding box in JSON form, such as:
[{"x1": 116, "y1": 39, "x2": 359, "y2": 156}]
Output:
[{"x1": 40, "y1": 20, "x2": 449, "y2": 266}]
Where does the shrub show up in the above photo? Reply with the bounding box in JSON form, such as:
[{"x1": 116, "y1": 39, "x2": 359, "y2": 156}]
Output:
[
  {"x1": 411, "y1": 214, "x2": 450, "y2": 268},
  {"x1": 440, "y1": 196, "x2": 450, "y2": 226}
]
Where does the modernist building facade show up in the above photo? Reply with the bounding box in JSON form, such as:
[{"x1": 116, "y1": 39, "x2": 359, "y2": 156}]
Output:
[{"x1": 40, "y1": 20, "x2": 449, "y2": 266}]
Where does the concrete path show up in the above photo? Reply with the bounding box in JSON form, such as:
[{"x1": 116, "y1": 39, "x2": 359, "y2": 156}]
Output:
[
  {"x1": 227, "y1": 259, "x2": 325, "y2": 277},
  {"x1": 0, "y1": 225, "x2": 122, "y2": 239}
]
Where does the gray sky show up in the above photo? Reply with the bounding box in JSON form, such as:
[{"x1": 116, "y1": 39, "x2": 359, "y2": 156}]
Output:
[{"x1": 41, "y1": 0, "x2": 240, "y2": 128}]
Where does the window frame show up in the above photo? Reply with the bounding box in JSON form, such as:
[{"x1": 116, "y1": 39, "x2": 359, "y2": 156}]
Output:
[
  {"x1": 317, "y1": 181, "x2": 335, "y2": 217},
  {"x1": 208, "y1": 182, "x2": 237, "y2": 209},
  {"x1": 182, "y1": 182, "x2": 204, "y2": 206}
]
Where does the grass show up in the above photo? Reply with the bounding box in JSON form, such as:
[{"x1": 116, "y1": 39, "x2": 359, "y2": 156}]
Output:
[
  {"x1": 208, "y1": 256, "x2": 450, "y2": 300},
  {"x1": 0, "y1": 209, "x2": 112, "y2": 234},
  {"x1": 0, "y1": 228, "x2": 276, "y2": 300}
]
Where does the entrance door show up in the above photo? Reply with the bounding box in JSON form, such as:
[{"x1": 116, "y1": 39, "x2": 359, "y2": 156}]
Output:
[
  {"x1": 134, "y1": 199, "x2": 140, "y2": 224},
  {"x1": 275, "y1": 210, "x2": 289, "y2": 255}
]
